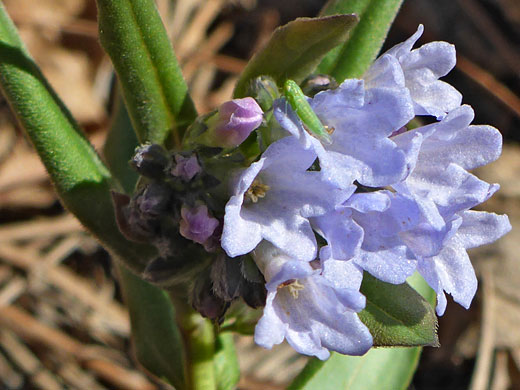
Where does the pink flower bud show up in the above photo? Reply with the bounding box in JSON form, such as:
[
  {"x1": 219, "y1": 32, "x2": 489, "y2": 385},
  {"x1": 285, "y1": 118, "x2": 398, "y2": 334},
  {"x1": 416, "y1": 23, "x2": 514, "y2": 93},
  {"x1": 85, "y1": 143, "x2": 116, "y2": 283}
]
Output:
[
  {"x1": 179, "y1": 204, "x2": 219, "y2": 245},
  {"x1": 214, "y1": 97, "x2": 263, "y2": 147}
]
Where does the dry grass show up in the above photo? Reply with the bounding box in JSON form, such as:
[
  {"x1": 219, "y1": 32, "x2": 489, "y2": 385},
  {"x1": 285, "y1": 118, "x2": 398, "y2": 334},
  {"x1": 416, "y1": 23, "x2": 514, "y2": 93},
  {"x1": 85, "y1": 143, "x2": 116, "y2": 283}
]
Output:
[{"x1": 0, "y1": 0, "x2": 518, "y2": 389}]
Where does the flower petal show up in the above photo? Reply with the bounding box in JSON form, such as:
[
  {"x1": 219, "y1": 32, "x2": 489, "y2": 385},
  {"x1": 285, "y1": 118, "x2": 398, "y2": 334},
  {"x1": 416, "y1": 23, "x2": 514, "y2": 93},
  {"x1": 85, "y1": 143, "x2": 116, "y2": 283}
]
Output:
[
  {"x1": 254, "y1": 293, "x2": 287, "y2": 348},
  {"x1": 222, "y1": 203, "x2": 263, "y2": 257},
  {"x1": 457, "y1": 210, "x2": 511, "y2": 249},
  {"x1": 321, "y1": 257, "x2": 364, "y2": 292},
  {"x1": 404, "y1": 163, "x2": 498, "y2": 217},
  {"x1": 379, "y1": 25, "x2": 462, "y2": 118},
  {"x1": 418, "y1": 238, "x2": 477, "y2": 316},
  {"x1": 313, "y1": 208, "x2": 363, "y2": 260}
]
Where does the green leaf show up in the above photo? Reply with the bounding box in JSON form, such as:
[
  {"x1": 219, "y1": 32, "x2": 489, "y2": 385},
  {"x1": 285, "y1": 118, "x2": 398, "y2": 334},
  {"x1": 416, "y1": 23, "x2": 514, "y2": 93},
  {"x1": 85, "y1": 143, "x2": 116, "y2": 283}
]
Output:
[
  {"x1": 360, "y1": 273, "x2": 439, "y2": 347},
  {"x1": 318, "y1": 0, "x2": 404, "y2": 80},
  {"x1": 118, "y1": 265, "x2": 187, "y2": 389},
  {"x1": 103, "y1": 94, "x2": 140, "y2": 194},
  {"x1": 0, "y1": 4, "x2": 154, "y2": 273},
  {"x1": 96, "y1": 0, "x2": 197, "y2": 147},
  {"x1": 289, "y1": 274, "x2": 437, "y2": 390},
  {"x1": 407, "y1": 271, "x2": 436, "y2": 308},
  {"x1": 214, "y1": 333, "x2": 240, "y2": 390},
  {"x1": 288, "y1": 347, "x2": 422, "y2": 390},
  {"x1": 233, "y1": 15, "x2": 358, "y2": 98}
]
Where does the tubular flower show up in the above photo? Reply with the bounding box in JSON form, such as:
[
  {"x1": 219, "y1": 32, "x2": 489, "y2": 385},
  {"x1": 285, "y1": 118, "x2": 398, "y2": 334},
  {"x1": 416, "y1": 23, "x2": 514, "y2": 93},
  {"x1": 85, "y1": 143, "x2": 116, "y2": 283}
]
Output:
[
  {"x1": 365, "y1": 25, "x2": 462, "y2": 119},
  {"x1": 221, "y1": 135, "x2": 353, "y2": 261},
  {"x1": 216, "y1": 27, "x2": 511, "y2": 357},
  {"x1": 274, "y1": 78, "x2": 415, "y2": 189},
  {"x1": 252, "y1": 242, "x2": 372, "y2": 360},
  {"x1": 382, "y1": 105, "x2": 510, "y2": 314},
  {"x1": 122, "y1": 26, "x2": 511, "y2": 360}
]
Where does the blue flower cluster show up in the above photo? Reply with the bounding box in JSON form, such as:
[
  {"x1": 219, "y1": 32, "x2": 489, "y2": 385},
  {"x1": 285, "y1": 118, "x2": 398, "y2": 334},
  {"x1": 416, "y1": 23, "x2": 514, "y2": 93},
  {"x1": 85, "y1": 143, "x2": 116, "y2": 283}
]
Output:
[{"x1": 220, "y1": 26, "x2": 511, "y2": 359}]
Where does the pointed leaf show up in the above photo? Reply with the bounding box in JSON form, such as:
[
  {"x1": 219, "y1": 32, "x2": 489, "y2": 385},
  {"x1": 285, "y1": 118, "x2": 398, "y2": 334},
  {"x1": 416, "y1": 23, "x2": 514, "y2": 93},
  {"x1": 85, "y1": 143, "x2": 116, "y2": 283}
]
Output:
[
  {"x1": 103, "y1": 94, "x2": 140, "y2": 194},
  {"x1": 0, "y1": 4, "x2": 153, "y2": 273},
  {"x1": 288, "y1": 348, "x2": 421, "y2": 390},
  {"x1": 233, "y1": 15, "x2": 358, "y2": 98},
  {"x1": 118, "y1": 265, "x2": 187, "y2": 389},
  {"x1": 360, "y1": 273, "x2": 439, "y2": 347},
  {"x1": 97, "y1": 0, "x2": 197, "y2": 147},
  {"x1": 318, "y1": 0, "x2": 404, "y2": 80}
]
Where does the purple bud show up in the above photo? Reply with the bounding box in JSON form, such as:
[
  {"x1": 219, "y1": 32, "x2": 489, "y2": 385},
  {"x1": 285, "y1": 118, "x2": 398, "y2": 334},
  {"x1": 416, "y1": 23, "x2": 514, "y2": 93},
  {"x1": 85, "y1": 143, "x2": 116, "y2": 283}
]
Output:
[
  {"x1": 179, "y1": 204, "x2": 219, "y2": 245},
  {"x1": 214, "y1": 97, "x2": 263, "y2": 147},
  {"x1": 171, "y1": 154, "x2": 201, "y2": 181}
]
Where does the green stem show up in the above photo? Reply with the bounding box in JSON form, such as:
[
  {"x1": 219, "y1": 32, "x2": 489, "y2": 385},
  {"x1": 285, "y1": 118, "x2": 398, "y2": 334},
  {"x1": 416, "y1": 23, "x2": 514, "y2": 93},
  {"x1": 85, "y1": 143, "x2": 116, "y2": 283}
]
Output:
[{"x1": 178, "y1": 306, "x2": 217, "y2": 390}]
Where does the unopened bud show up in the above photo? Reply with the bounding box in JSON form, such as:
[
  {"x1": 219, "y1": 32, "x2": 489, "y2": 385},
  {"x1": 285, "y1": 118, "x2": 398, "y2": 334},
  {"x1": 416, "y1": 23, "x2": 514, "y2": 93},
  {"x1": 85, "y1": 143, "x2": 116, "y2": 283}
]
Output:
[
  {"x1": 212, "y1": 98, "x2": 263, "y2": 148},
  {"x1": 211, "y1": 255, "x2": 243, "y2": 302},
  {"x1": 192, "y1": 271, "x2": 229, "y2": 321},
  {"x1": 179, "y1": 204, "x2": 219, "y2": 245},
  {"x1": 131, "y1": 144, "x2": 169, "y2": 179},
  {"x1": 137, "y1": 182, "x2": 171, "y2": 216},
  {"x1": 171, "y1": 153, "x2": 201, "y2": 181}
]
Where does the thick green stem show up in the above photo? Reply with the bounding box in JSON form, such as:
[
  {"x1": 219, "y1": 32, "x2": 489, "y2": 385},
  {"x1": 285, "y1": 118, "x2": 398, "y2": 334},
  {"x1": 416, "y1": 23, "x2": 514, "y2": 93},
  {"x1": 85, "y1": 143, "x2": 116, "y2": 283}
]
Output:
[{"x1": 178, "y1": 307, "x2": 217, "y2": 390}]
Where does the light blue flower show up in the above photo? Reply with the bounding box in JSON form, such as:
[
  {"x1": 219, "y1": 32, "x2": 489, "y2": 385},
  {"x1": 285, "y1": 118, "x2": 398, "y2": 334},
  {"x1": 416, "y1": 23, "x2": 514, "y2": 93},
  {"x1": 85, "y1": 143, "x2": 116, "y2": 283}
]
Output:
[
  {"x1": 312, "y1": 192, "x2": 390, "y2": 263},
  {"x1": 365, "y1": 25, "x2": 462, "y2": 119},
  {"x1": 274, "y1": 77, "x2": 415, "y2": 189},
  {"x1": 354, "y1": 105, "x2": 511, "y2": 314},
  {"x1": 252, "y1": 242, "x2": 372, "y2": 360},
  {"x1": 221, "y1": 136, "x2": 354, "y2": 261},
  {"x1": 418, "y1": 210, "x2": 510, "y2": 315},
  {"x1": 218, "y1": 25, "x2": 510, "y2": 357}
]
